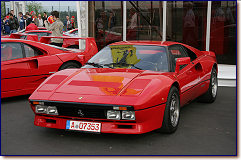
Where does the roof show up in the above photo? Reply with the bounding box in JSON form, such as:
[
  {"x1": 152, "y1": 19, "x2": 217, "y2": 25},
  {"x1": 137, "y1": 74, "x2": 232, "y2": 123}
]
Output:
[
  {"x1": 109, "y1": 40, "x2": 202, "y2": 56},
  {"x1": 110, "y1": 41, "x2": 183, "y2": 46}
]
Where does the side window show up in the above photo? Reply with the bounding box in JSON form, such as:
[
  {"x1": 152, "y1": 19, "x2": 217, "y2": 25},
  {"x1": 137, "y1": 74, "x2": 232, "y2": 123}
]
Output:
[
  {"x1": 181, "y1": 46, "x2": 197, "y2": 61},
  {"x1": 169, "y1": 45, "x2": 188, "y2": 71},
  {"x1": 1, "y1": 43, "x2": 24, "y2": 61},
  {"x1": 23, "y1": 44, "x2": 44, "y2": 58}
]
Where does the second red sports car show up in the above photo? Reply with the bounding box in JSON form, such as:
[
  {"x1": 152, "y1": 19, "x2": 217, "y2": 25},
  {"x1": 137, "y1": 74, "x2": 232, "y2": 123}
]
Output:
[
  {"x1": 1, "y1": 38, "x2": 98, "y2": 98},
  {"x1": 29, "y1": 41, "x2": 218, "y2": 134}
]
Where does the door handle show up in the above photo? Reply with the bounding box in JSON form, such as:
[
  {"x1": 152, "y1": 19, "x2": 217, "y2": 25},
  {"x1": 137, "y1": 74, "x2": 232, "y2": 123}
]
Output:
[{"x1": 28, "y1": 58, "x2": 38, "y2": 69}]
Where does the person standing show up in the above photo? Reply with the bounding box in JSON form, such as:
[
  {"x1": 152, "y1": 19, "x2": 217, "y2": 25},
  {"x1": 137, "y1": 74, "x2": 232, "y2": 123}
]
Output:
[
  {"x1": 18, "y1": 12, "x2": 25, "y2": 30},
  {"x1": 44, "y1": 11, "x2": 64, "y2": 47},
  {"x1": 70, "y1": 16, "x2": 75, "y2": 29},
  {"x1": 32, "y1": 13, "x2": 39, "y2": 27},
  {"x1": 4, "y1": 15, "x2": 10, "y2": 34},
  {"x1": 9, "y1": 13, "x2": 19, "y2": 33},
  {"x1": 38, "y1": 14, "x2": 44, "y2": 27},
  {"x1": 65, "y1": 15, "x2": 71, "y2": 31},
  {"x1": 26, "y1": 12, "x2": 33, "y2": 26},
  {"x1": 42, "y1": 12, "x2": 47, "y2": 27}
]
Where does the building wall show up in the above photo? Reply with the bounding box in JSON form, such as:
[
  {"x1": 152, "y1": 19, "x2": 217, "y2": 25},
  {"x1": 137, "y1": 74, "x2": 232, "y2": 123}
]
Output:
[{"x1": 88, "y1": 1, "x2": 236, "y2": 65}]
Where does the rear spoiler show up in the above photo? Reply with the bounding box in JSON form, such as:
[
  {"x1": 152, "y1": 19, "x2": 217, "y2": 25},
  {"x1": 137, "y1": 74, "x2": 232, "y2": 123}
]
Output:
[
  {"x1": 9, "y1": 33, "x2": 39, "y2": 41},
  {"x1": 39, "y1": 36, "x2": 97, "y2": 52}
]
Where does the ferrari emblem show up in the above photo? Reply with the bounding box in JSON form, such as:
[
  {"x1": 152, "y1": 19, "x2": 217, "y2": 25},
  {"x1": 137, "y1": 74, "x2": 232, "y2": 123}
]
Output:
[
  {"x1": 79, "y1": 97, "x2": 83, "y2": 100},
  {"x1": 77, "y1": 109, "x2": 84, "y2": 117}
]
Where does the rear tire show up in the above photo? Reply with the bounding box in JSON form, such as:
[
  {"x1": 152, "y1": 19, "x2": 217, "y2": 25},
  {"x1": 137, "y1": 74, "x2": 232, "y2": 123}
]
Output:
[
  {"x1": 158, "y1": 86, "x2": 180, "y2": 133},
  {"x1": 59, "y1": 62, "x2": 81, "y2": 70},
  {"x1": 198, "y1": 68, "x2": 218, "y2": 103}
]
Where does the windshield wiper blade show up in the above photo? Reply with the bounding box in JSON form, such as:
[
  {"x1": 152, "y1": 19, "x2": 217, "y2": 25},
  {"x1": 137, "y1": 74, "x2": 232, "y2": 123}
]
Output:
[
  {"x1": 85, "y1": 62, "x2": 114, "y2": 69},
  {"x1": 105, "y1": 63, "x2": 143, "y2": 70},
  {"x1": 85, "y1": 62, "x2": 104, "y2": 68}
]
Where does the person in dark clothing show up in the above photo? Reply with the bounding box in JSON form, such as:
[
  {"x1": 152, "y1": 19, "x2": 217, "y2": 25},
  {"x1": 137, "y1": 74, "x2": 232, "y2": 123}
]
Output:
[
  {"x1": 18, "y1": 12, "x2": 25, "y2": 30},
  {"x1": 42, "y1": 12, "x2": 47, "y2": 27},
  {"x1": 3, "y1": 15, "x2": 10, "y2": 34},
  {"x1": 26, "y1": 12, "x2": 33, "y2": 26},
  {"x1": 9, "y1": 13, "x2": 19, "y2": 33}
]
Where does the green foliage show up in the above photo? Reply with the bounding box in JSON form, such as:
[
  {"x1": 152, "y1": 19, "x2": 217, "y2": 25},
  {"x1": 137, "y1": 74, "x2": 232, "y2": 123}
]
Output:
[
  {"x1": 1, "y1": 2, "x2": 6, "y2": 19},
  {"x1": 26, "y1": 1, "x2": 43, "y2": 15}
]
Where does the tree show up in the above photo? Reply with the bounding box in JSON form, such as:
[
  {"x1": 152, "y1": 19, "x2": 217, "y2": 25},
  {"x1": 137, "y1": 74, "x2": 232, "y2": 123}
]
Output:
[
  {"x1": 26, "y1": 1, "x2": 43, "y2": 15},
  {"x1": 1, "y1": 2, "x2": 6, "y2": 19}
]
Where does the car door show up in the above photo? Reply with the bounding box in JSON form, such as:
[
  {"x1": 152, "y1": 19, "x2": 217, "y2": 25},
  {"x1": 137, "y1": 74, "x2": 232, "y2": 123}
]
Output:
[
  {"x1": 168, "y1": 44, "x2": 200, "y2": 105},
  {"x1": 22, "y1": 43, "x2": 63, "y2": 89},
  {"x1": 1, "y1": 42, "x2": 32, "y2": 92}
]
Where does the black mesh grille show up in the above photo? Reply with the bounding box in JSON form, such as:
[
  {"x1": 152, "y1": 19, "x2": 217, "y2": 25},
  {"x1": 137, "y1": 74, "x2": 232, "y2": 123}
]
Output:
[
  {"x1": 34, "y1": 101, "x2": 134, "y2": 119},
  {"x1": 57, "y1": 106, "x2": 106, "y2": 119}
]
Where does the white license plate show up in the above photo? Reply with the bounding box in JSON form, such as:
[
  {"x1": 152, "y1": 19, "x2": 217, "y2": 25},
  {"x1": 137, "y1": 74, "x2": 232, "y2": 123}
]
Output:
[{"x1": 66, "y1": 120, "x2": 101, "y2": 133}]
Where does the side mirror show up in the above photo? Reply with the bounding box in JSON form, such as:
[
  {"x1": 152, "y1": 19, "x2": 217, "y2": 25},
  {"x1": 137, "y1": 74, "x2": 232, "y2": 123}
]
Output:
[{"x1": 175, "y1": 57, "x2": 191, "y2": 74}]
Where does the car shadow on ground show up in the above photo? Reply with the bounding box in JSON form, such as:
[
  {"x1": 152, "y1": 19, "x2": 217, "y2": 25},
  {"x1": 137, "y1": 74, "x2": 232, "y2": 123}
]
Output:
[{"x1": 1, "y1": 95, "x2": 30, "y2": 103}]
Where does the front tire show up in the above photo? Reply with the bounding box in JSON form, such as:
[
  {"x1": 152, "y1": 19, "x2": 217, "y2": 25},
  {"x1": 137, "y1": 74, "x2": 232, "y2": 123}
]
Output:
[
  {"x1": 159, "y1": 86, "x2": 180, "y2": 133},
  {"x1": 59, "y1": 62, "x2": 81, "y2": 70},
  {"x1": 198, "y1": 68, "x2": 218, "y2": 103}
]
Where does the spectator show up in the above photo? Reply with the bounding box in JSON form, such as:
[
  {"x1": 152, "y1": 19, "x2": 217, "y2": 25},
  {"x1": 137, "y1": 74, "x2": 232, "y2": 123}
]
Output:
[
  {"x1": 64, "y1": 15, "x2": 71, "y2": 31},
  {"x1": 18, "y1": 12, "x2": 25, "y2": 30},
  {"x1": 38, "y1": 14, "x2": 44, "y2": 27},
  {"x1": 10, "y1": 10, "x2": 17, "y2": 19},
  {"x1": 44, "y1": 11, "x2": 64, "y2": 47},
  {"x1": 70, "y1": 16, "x2": 75, "y2": 29},
  {"x1": 23, "y1": 15, "x2": 27, "y2": 28},
  {"x1": 26, "y1": 12, "x2": 33, "y2": 26},
  {"x1": 108, "y1": 11, "x2": 116, "y2": 29},
  {"x1": 42, "y1": 12, "x2": 47, "y2": 27},
  {"x1": 4, "y1": 15, "x2": 10, "y2": 34},
  {"x1": 9, "y1": 13, "x2": 19, "y2": 33},
  {"x1": 32, "y1": 12, "x2": 39, "y2": 26}
]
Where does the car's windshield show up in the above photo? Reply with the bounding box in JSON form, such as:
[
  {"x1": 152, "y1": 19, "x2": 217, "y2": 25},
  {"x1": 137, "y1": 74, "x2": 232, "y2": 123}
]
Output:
[{"x1": 83, "y1": 45, "x2": 168, "y2": 72}]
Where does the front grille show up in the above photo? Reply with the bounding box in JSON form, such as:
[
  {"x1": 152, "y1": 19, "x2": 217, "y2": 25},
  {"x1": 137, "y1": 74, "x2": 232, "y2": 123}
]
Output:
[
  {"x1": 33, "y1": 101, "x2": 134, "y2": 119},
  {"x1": 43, "y1": 101, "x2": 114, "y2": 119},
  {"x1": 57, "y1": 106, "x2": 106, "y2": 119}
]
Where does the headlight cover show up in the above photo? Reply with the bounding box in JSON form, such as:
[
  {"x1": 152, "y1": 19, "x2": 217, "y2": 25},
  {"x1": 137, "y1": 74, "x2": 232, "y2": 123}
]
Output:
[
  {"x1": 35, "y1": 105, "x2": 47, "y2": 114},
  {"x1": 122, "y1": 111, "x2": 135, "y2": 120},
  {"x1": 107, "y1": 110, "x2": 121, "y2": 120},
  {"x1": 47, "y1": 106, "x2": 58, "y2": 115},
  {"x1": 35, "y1": 105, "x2": 58, "y2": 115}
]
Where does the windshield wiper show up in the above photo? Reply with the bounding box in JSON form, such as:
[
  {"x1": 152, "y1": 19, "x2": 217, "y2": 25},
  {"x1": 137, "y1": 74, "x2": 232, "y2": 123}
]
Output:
[
  {"x1": 105, "y1": 63, "x2": 143, "y2": 70},
  {"x1": 85, "y1": 62, "x2": 114, "y2": 69},
  {"x1": 85, "y1": 62, "x2": 104, "y2": 68}
]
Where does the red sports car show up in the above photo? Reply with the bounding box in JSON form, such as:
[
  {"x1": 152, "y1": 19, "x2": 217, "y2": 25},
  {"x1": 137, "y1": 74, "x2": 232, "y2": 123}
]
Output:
[
  {"x1": 1, "y1": 38, "x2": 98, "y2": 98},
  {"x1": 29, "y1": 41, "x2": 218, "y2": 134}
]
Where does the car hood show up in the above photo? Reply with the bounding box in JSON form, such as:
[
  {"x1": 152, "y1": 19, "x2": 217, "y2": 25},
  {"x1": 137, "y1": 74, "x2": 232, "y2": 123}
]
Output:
[
  {"x1": 32, "y1": 68, "x2": 172, "y2": 108},
  {"x1": 38, "y1": 68, "x2": 151, "y2": 97}
]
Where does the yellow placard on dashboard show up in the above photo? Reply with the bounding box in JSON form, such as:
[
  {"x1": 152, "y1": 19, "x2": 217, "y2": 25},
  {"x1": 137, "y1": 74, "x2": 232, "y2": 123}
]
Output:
[{"x1": 109, "y1": 45, "x2": 141, "y2": 65}]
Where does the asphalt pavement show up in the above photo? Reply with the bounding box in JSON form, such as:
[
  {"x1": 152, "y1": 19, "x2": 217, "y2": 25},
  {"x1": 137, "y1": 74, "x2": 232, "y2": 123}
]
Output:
[{"x1": 1, "y1": 87, "x2": 236, "y2": 155}]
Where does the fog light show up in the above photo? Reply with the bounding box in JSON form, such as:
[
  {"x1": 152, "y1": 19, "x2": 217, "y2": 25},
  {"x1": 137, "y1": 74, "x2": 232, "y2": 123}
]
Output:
[
  {"x1": 122, "y1": 111, "x2": 135, "y2": 120},
  {"x1": 35, "y1": 105, "x2": 47, "y2": 114},
  {"x1": 107, "y1": 110, "x2": 120, "y2": 120},
  {"x1": 47, "y1": 106, "x2": 58, "y2": 115}
]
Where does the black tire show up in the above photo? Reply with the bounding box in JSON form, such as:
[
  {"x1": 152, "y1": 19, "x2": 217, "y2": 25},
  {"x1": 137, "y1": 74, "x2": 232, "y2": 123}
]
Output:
[
  {"x1": 158, "y1": 86, "x2": 180, "y2": 133},
  {"x1": 59, "y1": 62, "x2": 81, "y2": 70},
  {"x1": 198, "y1": 68, "x2": 218, "y2": 103}
]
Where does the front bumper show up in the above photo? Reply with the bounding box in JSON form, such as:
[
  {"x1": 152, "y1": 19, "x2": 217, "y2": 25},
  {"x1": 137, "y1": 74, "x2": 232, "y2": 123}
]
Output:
[{"x1": 34, "y1": 103, "x2": 166, "y2": 134}]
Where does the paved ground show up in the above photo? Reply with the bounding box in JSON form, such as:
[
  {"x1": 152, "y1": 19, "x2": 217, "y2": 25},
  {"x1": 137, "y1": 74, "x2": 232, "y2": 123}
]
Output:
[{"x1": 1, "y1": 87, "x2": 236, "y2": 155}]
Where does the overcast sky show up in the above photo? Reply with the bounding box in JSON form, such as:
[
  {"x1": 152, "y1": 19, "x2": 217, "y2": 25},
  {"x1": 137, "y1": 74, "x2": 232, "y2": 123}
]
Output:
[
  {"x1": 40, "y1": 1, "x2": 76, "y2": 7},
  {"x1": 38, "y1": 1, "x2": 77, "y2": 11}
]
